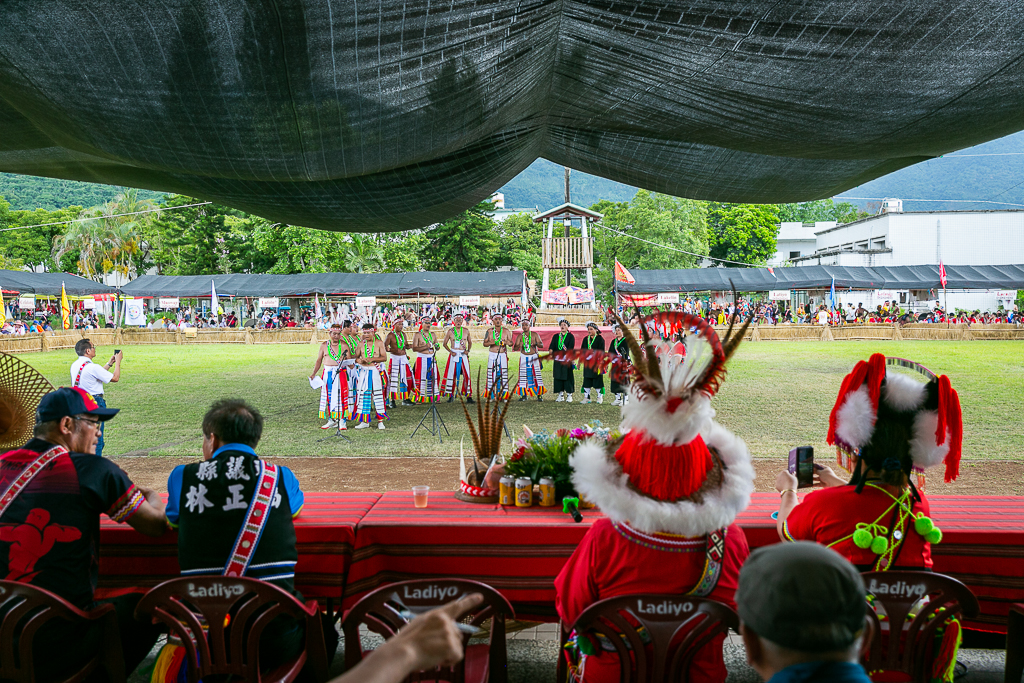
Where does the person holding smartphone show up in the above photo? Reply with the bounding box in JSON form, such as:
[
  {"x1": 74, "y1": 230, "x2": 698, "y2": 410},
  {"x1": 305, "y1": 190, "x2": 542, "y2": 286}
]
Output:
[
  {"x1": 776, "y1": 353, "x2": 963, "y2": 576},
  {"x1": 70, "y1": 338, "x2": 122, "y2": 457}
]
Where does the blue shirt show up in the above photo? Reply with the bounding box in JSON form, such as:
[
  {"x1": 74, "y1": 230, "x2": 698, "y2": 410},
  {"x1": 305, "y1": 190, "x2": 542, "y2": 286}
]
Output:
[
  {"x1": 768, "y1": 661, "x2": 872, "y2": 683},
  {"x1": 165, "y1": 444, "x2": 304, "y2": 527}
]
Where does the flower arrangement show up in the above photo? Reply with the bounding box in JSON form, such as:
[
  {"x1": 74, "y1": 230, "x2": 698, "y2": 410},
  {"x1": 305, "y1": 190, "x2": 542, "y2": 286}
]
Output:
[{"x1": 503, "y1": 420, "x2": 621, "y2": 499}]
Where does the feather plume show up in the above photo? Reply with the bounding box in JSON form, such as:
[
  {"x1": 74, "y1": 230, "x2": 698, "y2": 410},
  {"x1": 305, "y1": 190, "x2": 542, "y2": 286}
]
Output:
[{"x1": 460, "y1": 369, "x2": 513, "y2": 461}]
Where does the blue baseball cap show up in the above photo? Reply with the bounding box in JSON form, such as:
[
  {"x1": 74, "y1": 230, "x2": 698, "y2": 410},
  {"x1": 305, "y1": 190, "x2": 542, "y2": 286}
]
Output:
[{"x1": 37, "y1": 387, "x2": 120, "y2": 423}]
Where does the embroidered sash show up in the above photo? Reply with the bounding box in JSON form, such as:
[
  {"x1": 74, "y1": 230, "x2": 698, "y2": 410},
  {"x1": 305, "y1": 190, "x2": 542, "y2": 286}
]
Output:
[
  {"x1": 223, "y1": 461, "x2": 279, "y2": 577},
  {"x1": 0, "y1": 445, "x2": 68, "y2": 518},
  {"x1": 73, "y1": 361, "x2": 88, "y2": 388}
]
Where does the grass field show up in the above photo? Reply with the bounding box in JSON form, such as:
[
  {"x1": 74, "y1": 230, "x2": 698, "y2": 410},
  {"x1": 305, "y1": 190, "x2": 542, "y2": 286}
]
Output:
[{"x1": 14, "y1": 341, "x2": 1024, "y2": 461}]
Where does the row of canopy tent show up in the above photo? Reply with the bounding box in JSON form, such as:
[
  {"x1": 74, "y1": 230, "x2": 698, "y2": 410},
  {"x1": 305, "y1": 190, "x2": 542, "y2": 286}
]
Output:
[
  {"x1": 120, "y1": 271, "x2": 528, "y2": 298},
  {"x1": 0, "y1": 270, "x2": 114, "y2": 296},
  {"x1": 616, "y1": 265, "x2": 1024, "y2": 293}
]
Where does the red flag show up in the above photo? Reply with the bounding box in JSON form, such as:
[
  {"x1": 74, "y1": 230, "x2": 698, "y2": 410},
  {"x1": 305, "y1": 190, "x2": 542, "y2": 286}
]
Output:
[
  {"x1": 614, "y1": 259, "x2": 636, "y2": 284},
  {"x1": 939, "y1": 261, "x2": 947, "y2": 288}
]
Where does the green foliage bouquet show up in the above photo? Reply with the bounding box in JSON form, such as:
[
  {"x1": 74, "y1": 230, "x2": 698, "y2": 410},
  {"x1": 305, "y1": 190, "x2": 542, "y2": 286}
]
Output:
[{"x1": 504, "y1": 420, "x2": 620, "y2": 499}]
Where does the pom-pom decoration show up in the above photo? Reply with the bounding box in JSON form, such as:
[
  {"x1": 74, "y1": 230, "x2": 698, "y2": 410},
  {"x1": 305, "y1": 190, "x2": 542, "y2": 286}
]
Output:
[
  {"x1": 925, "y1": 528, "x2": 943, "y2": 544},
  {"x1": 870, "y1": 535, "x2": 889, "y2": 555},
  {"x1": 853, "y1": 527, "x2": 873, "y2": 549},
  {"x1": 914, "y1": 515, "x2": 934, "y2": 536}
]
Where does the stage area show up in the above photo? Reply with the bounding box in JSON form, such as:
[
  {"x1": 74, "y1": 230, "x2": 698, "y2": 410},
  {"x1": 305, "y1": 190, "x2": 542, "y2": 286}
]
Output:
[{"x1": 16, "y1": 341, "x2": 1023, "y2": 464}]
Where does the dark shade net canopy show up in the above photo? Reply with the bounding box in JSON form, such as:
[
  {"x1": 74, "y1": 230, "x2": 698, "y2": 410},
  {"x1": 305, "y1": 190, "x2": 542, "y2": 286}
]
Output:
[
  {"x1": 121, "y1": 271, "x2": 526, "y2": 298},
  {"x1": 618, "y1": 265, "x2": 1024, "y2": 293},
  {"x1": 3, "y1": 2, "x2": 1024, "y2": 231},
  {"x1": 0, "y1": 270, "x2": 115, "y2": 297}
]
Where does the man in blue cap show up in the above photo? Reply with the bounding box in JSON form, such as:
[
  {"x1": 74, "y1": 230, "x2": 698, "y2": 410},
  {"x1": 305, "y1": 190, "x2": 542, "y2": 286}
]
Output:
[{"x1": 0, "y1": 386, "x2": 168, "y2": 678}]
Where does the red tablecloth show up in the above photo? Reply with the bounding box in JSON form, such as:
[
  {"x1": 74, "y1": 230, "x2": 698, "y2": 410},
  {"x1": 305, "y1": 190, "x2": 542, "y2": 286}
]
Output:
[
  {"x1": 343, "y1": 491, "x2": 602, "y2": 620},
  {"x1": 97, "y1": 492, "x2": 379, "y2": 600},
  {"x1": 97, "y1": 491, "x2": 1023, "y2": 631}
]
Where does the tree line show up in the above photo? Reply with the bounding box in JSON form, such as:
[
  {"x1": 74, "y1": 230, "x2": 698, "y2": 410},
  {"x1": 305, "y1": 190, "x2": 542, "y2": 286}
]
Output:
[{"x1": 0, "y1": 188, "x2": 866, "y2": 301}]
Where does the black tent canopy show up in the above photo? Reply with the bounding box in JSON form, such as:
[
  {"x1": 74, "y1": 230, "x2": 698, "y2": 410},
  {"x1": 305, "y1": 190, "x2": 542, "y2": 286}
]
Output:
[
  {"x1": 2, "y1": 3, "x2": 1024, "y2": 231},
  {"x1": 0, "y1": 270, "x2": 115, "y2": 296},
  {"x1": 121, "y1": 271, "x2": 527, "y2": 298},
  {"x1": 618, "y1": 265, "x2": 1024, "y2": 293}
]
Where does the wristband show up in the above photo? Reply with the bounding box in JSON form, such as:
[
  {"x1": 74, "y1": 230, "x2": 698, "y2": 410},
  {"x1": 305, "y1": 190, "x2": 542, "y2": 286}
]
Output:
[{"x1": 779, "y1": 488, "x2": 797, "y2": 497}]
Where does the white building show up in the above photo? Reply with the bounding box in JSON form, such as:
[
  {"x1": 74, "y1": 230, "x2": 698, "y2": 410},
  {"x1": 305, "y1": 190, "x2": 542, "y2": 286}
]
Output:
[
  {"x1": 792, "y1": 208, "x2": 1023, "y2": 311},
  {"x1": 770, "y1": 222, "x2": 831, "y2": 266}
]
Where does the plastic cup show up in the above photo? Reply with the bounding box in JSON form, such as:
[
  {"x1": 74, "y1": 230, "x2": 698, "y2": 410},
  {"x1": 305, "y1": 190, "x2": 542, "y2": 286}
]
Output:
[{"x1": 412, "y1": 485, "x2": 430, "y2": 508}]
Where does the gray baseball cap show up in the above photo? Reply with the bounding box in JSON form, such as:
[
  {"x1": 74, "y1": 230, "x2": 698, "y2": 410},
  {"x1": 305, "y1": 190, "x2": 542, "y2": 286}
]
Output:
[{"x1": 736, "y1": 542, "x2": 867, "y2": 653}]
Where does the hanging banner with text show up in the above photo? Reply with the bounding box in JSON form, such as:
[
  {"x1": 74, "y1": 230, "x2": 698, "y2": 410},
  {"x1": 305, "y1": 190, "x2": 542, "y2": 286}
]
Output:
[
  {"x1": 459, "y1": 295, "x2": 480, "y2": 306},
  {"x1": 355, "y1": 296, "x2": 377, "y2": 308},
  {"x1": 17, "y1": 295, "x2": 35, "y2": 309},
  {"x1": 82, "y1": 297, "x2": 96, "y2": 310},
  {"x1": 258, "y1": 297, "x2": 280, "y2": 308},
  {"x1": 159, "y1": 297, "x2": 180, "y2": 309},
  {"x1": 995, "y1": 290, "x2": 1017, "y2": 299},
  {"x1": 657, "y1": 292, "x2": 680, "y2": 304},
  {"x1": 568, "y1": 287, "x2": 595, "y2": 304},
  {"x1": 768, "y1": 290, "x2": 791, "y2": 301}
]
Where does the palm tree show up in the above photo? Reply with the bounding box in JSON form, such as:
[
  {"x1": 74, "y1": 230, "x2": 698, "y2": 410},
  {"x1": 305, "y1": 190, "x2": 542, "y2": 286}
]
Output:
[
  {"x1": 343, "y1": 235, "x2": 385, "y2": 273},
  {"x1": 53, "y1": 189, "x2": 157, "y2": 325}
]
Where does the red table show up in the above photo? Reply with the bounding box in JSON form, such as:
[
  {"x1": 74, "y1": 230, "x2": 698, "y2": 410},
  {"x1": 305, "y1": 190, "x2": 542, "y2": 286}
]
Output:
[
  {"x1": 343, "y1": 491, "x2": 602, "y2": 620},
  {"x1": 97, "y1": 492, "x2": 379, "y2": 600}
]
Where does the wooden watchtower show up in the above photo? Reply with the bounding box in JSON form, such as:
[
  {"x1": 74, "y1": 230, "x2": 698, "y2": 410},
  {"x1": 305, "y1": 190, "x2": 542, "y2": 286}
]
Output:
[{"x1": 533, "y1": 202, "x2": 604, "y2": 325}]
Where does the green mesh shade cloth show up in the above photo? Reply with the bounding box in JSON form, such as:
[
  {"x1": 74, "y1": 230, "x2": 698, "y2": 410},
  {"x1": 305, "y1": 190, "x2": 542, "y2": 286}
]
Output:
[{"x1": 1, "y1": 1, "x2": 1023, "y2": 231}]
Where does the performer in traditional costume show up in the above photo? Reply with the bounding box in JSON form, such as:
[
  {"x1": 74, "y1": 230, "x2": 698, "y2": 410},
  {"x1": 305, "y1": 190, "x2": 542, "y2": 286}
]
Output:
[
  {"x1": 775, "y1": 353, "x2": 963, "y2": 682},
  {"x1": 353, "y1": 323, "x2": 388, "y2": 429},
  {"x1": 412, "y1": 315, "x2": 441, "y2": 402},
  {"x1": 549, "y1": 318, "x2": 576, "y2": 402},
  {"x1": 552, "y1": 311, "x2": 755, "y2": 683},
  {"x1": 608, "y1": 324, "x2": 631, "y2": 406},
  {"x1": 483, "y1": 314, "x2": 511, "y2": 399},
  {"x1": 310, "y1": 323, "x2": 349, "y2": 429},
  {"x1": 512, "y1": 319, "x2": 544, "y2": 401},
  {"x1": 340, "y1": 320, "x2": 360, "y2": 411},
  {"x1": 579, "y1": 322, "x2": 606, "y2": 404},
  {"x1": 385, "y1": 318, "x2": 415, "y2": 407},
  {"x1": 442, "y1": 313, "x2": 473, "y2": 403}
]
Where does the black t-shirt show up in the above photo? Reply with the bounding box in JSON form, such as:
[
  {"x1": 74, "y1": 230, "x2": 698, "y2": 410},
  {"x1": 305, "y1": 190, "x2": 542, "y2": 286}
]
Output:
[{"x1": 0, "y1": 438, "x2": 143, "y2": 608}]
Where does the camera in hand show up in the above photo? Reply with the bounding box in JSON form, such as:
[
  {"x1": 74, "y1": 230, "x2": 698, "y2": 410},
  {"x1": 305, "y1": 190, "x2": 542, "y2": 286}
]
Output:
[
  {"x1": 788, "y1": 446, "x2": 815, "y2": 488},
  {"x1": 114, "y1": 349, "x2": 121, "y2": 355}
]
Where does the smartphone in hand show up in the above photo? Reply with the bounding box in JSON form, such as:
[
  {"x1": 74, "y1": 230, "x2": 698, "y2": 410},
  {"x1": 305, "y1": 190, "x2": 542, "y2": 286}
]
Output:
[{"x1": 788, "y1": 447, "x2": 815, "y2": 488}]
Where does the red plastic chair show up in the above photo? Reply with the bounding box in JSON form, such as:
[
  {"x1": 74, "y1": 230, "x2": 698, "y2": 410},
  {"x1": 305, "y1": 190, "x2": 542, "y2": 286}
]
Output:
[
  {"x1": 341, "y1": 578, "x2": 514, "y2": 683},
  {"x1": 134, "y1": 576, "x2": 330, "y2": 683},
  {"x1": 1005, "y1": 603, "x2": 1023, "y2": 683},
  {"x1": 861, "y1": 571, "x2": 979, "y2": 683},
  {"x1": 0, "y1": 580, "x2": 125, "y2": 683},
  {"x1": 566, "y1": 594, "x2": 739, "y2": 683}
]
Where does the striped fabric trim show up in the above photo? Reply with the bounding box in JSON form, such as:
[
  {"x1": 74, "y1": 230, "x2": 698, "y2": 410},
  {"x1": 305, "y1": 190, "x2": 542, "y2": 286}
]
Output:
[
  {"x1": 109, "y1": 486, "x2": 146, "y2": 523},
  {"x1": 614, "y1": 523, "x2": 706, "y2": 552},
  {"x1": 223, "y1": 462, "x2": 278, "y2": 578},
  {"x1": 253, "y1": 573, "x2": 296, "y2": 582},
  {"x1": 249, "y1": 561, "x2": 297, "y2": 570},
  {"x1": 181, "y1": 566, "x2": 224, "y2": 575}
]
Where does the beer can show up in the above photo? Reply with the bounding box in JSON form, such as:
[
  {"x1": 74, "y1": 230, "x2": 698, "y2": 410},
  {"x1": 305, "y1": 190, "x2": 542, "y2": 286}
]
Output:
[
  {"x1": 515, "y1": 477, "x2": 533, "y2": 507},
  {"x1": 539, "y1": 477, "x2": 556, "y2": 507},
  {"x1": 499, "y1": 476, "x2": 515, "y2": 506}
]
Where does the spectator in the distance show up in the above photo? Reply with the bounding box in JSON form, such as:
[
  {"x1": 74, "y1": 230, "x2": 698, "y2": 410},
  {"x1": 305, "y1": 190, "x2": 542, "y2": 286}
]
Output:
[
  {"x1": 70, "y1": 338, "x2": 122, "y2": 457},
  {"x1": 736, "y1": 542, "x2": 871, "y2": 683}
]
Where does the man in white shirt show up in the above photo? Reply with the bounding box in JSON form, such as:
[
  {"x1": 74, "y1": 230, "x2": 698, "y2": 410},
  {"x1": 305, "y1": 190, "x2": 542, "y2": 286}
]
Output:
[{"x1": 70, "y1": 338, "x2": 122, "y2": 457}]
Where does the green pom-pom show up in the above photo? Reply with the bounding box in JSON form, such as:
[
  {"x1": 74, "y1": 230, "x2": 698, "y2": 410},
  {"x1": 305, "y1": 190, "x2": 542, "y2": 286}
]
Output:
[
  {"x1": 914, "y1": 516, "x2": 934, "y2": 535},
  {"x1": 870, "y1": 536, "x2": 889, "y2": 555},
  {"x1": 853, "y1": 528, "x2": 873, "y2": 549},
  {"x1": 925, "y1": 528, "x2": 943, "y2": 544}
]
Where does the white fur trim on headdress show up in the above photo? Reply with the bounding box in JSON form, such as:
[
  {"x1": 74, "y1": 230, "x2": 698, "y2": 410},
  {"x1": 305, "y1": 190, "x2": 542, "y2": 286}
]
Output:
[
  {"x1": 910, "y1": 410, "x2": 951, "y2": 469},
  {"x1": 833, "y1": 370, "x2": 948, "y2": 470},
  {"x1": 619, "y1": 386, "x2": 714, "y2": 446},
  {"x1": 834, "y1": 386, "x2": 875, "y2": 452},
  {"x1": 569, "y1": 421, "x2": 755, "y2": 536}
]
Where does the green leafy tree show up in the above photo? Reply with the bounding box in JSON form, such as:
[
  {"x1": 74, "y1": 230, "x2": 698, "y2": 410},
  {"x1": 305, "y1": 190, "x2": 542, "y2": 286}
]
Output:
[
  {"x1": 0, "y1": 198, "x2": 84, "y2": 271},
  {"x1": 591, "y1": 191, "x2": 709, "y2": 298},
  {"x1": 777, "y1": 199, "x2": 868, "y2": 224},
  {"x1": 706, "y1": 203, "x2": 780, "y2": 266},
  {"x1": 52, "y1": 189, "x2": 155, "y2": 281},
  {"x1": 377, "y1": 232, "x2": 426, "y2": 272},
  {"x1": 423, "y1": 201, "x2": 500, "y2": 272},
  {"x1": 343, "y1": 235, "x2": 386, "y2": 273},
  {"x1": 150, "y1": 196, "x2": 236, "y2": 275},
  {"x1": 496, "y1": 212, "x2": 545, "y2": 280}
]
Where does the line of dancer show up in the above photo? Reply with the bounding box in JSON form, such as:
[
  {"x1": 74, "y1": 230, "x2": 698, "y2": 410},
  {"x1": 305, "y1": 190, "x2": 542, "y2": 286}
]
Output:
[{"x1": 312, "y1": 316, "x2": 625, "y2": 430}]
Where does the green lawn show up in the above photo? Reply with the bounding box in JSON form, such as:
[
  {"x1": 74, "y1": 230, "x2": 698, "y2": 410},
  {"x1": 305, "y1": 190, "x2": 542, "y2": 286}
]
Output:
[{"x1": 14, "y1": 341, "x2": 1024, "y2": 460}]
